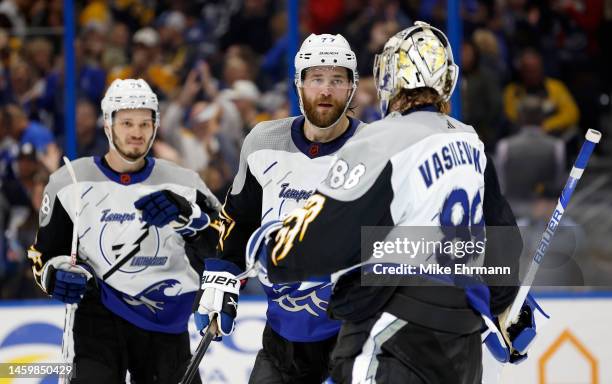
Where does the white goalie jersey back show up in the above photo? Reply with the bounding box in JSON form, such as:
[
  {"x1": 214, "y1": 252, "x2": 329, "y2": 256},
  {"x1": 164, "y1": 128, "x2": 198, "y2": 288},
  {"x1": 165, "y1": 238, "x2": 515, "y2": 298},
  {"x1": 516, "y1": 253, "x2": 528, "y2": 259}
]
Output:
[{"x1": 319, "y1": 108, "x2": 487, "y2": 247}]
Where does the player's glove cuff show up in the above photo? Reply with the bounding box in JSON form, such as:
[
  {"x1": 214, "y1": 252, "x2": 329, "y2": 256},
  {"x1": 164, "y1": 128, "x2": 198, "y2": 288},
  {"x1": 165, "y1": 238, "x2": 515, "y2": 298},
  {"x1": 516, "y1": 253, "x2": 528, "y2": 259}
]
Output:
[
  {"x1": 172, "y1": 203, "x2": 211, "y2": 237},
  {"x1": 245, "y1": 220, "x2": 283, "y2": 278},
  {"x1": 134, "y1": 190, "x2": 210, "y2": 237}
]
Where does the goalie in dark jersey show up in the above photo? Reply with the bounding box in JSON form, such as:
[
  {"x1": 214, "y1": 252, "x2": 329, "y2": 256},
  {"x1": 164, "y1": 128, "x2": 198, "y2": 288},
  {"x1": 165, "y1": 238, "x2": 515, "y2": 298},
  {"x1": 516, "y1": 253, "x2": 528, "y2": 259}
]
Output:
[{"x1": 248, "y1": 22, "x2": 548, "y2": 383}]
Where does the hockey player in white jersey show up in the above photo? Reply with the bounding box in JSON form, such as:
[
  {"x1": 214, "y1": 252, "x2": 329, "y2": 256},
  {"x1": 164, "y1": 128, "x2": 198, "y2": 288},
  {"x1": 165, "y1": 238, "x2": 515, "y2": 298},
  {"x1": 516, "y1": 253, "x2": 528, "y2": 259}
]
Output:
[
  {"x1": 247, "y1": 22, "x2": 546, "y2": 383},
  {"x1": 27, "y1": 79, "x2": 220, "y2": 383},
  {"x1": 193, "y1": 34, "x2": 366, "y2": 383}
]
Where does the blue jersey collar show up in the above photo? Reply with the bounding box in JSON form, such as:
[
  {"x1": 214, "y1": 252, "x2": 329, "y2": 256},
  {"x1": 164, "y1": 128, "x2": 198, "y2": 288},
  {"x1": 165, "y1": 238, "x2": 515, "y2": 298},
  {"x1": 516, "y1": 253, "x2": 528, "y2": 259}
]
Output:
[
  {"x1": 291, "y1": 116, "x2": 360, "y2": 158},
  {"x1": 94, "y1": 156, "x2": 155, "y2": 185}
]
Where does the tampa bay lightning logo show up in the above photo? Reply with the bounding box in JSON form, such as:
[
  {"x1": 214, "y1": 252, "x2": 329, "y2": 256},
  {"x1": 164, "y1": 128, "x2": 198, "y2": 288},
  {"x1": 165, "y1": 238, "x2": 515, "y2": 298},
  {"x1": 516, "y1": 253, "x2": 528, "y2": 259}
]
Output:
[
  {"x1": 123, "y1": 279, "x2": 183, "y2": 313},
  {"x1": 271, "y1": 282, "x2": 331, "y2": 317},
  {"x1": 99, "y1": 221, "x2": 162, "y2": 274}
]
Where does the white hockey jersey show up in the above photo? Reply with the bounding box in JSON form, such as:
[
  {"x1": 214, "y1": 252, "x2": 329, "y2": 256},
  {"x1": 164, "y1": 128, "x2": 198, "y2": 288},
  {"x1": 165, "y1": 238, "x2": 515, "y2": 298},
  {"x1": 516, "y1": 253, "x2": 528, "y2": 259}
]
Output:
[
  {"x1": 268, "y1": 106, "x2": 486, "y2": 277},
  {"x1": 218, "y1": 115, "x2": 366, "y2": 341},
  {"x1": 265, "y1": 105, "x2": 523, "y2": 336},
  {"x1": 29, "y1": 156, "x2": 220, "y2": 333}
]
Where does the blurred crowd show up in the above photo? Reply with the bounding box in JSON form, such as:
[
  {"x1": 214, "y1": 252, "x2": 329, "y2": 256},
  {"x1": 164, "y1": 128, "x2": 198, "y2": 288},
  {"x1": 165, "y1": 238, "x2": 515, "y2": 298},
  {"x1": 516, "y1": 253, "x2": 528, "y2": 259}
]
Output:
[{"x1": 1, "y1": 0, "x2": 611, "y2": 298}]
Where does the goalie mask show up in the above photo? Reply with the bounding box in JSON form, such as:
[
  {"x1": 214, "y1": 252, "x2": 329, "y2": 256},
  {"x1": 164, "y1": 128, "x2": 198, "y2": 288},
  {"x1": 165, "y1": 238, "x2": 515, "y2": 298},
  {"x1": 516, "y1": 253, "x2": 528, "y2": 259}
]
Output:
[
  {"x1": 373, "y1": 21, "x2": 458, "y2": 116},
  {"x1": 101, "y1": 78, "x2": 160, "y2": 164},
  {"x1": 294, "y1": 33, "x2": 358, "y2": 129}
]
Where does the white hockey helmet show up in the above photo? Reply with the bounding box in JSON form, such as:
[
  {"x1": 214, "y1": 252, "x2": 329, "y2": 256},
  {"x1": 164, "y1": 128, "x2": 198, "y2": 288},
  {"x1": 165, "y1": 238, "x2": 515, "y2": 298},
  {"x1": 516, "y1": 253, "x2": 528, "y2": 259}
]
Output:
[
  {"x1": 294, "y1": 33, "x2": 358, "y2": 129},
  {"x1": 101, "y1": 78, "x2": 159, "y2": 163},
  {"x1": 373, "y1": 21, "x2": 458, "y2": 116}
]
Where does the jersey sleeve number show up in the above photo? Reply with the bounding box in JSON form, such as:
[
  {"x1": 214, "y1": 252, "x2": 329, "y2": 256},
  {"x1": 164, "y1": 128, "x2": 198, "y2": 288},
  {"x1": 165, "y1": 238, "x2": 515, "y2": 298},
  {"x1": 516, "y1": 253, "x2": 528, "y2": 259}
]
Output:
[
  {"x1": 41, "y1": 193, "x2": 51, "y2": 216},
  {"x1": 329, "y1": 160, "x2": 365, "y2": 189}
]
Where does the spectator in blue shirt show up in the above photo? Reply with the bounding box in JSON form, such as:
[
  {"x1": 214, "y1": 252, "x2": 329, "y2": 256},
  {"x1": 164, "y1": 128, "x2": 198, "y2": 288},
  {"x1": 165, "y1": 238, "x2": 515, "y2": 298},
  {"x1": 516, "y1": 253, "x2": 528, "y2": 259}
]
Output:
[{"x1": 0, "y1": 104, "x2": 59, "y2": 178}]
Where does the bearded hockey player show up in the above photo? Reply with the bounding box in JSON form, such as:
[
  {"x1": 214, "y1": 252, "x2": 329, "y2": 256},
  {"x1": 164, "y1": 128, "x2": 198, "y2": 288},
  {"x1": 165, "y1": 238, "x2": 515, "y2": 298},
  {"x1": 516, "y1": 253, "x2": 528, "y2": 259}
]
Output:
[
  {"x1": 27, "y1": 79, "x2": 220, "y2": 383},
  {"x1": 249, "y1": 22, "x2": 547, "y2": 383},
  {"x1": 194, "y1": 34, "x2": 365, "y2": 383}
]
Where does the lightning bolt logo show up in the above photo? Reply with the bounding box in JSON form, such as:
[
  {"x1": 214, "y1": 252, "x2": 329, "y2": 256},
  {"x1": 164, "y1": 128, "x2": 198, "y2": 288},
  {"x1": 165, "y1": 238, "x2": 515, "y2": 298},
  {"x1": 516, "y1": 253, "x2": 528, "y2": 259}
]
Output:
[{"x1": 103, "y1": 223, "x2": 150, "y2": 280}]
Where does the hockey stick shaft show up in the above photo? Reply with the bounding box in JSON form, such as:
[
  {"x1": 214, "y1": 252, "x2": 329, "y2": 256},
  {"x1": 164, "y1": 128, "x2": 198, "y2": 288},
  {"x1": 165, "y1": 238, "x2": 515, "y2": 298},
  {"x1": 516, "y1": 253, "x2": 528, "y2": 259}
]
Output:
[
  {"x1": 63, "y1": 156, "x2": 80, "y2": 265},
  {"x1": 180, "y1": 315, "x2": 218, "y2": 384},
  {"x1": 61, "y1": 156, "x2": 80, "y2": 384},
  {"x1": 503, "y1": 129, "x2": 602, "y2": 328},
  {"x1": 179, "y1": 268, "x2": 253, "y2": 383}
]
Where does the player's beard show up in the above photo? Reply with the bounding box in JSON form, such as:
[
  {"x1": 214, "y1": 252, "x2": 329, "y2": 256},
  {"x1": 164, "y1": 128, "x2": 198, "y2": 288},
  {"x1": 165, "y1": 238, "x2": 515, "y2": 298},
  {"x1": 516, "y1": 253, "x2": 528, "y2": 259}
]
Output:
[
  {"x1": 111, "y1": 127, "x2": 153, "y2": 161},
  {"x1": 303, "y1": 94, "x2": 348, "y2": 129}
]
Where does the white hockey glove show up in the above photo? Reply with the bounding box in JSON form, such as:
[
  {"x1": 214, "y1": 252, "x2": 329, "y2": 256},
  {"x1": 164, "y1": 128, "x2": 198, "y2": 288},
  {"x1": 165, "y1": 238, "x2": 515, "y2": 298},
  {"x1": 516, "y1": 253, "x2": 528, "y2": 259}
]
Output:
[
  {"x1": 194, "y1": 259, "x2": 243, "y2": 340},
  {"x1": 39, "y1": 255, "x2": 93, "y2": 304}
]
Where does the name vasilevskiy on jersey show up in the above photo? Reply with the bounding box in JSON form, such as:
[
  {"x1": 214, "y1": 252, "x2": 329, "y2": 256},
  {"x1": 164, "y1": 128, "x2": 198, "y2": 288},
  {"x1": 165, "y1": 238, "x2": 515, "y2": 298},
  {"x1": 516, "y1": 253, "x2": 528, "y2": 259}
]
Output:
[
  {"x1": 418, "y1": 140, "x2": 483, "y2": 188},
  {"x1": 279, "y1": 183, "x2": 314, "y2": 202}
]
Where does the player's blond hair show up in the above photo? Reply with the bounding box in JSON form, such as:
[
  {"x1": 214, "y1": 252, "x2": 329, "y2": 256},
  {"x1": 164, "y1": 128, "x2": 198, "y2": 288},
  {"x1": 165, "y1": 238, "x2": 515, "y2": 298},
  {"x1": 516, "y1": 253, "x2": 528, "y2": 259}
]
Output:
[{"x1": 389, "y1": 87, "x2": 450, "y2": 115}]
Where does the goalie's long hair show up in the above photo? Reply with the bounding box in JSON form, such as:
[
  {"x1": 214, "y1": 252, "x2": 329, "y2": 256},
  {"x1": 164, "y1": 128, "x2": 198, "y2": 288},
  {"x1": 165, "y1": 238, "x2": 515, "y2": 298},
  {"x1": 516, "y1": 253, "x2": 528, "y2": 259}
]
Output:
[{"x1": 389, "y1": 87, "x2": 450, "y2": 115}]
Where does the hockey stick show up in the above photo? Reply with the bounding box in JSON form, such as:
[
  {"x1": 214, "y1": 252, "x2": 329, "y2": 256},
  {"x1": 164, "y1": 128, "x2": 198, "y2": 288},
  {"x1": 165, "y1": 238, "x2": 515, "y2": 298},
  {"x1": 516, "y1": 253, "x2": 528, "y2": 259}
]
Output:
[
  {"x1": 60, "y1": 156, "x2": 81, "y2": 384},
  {"x1": 63, "y1": 156, "x2": 80, "y2": 266},
  {"x1": 503, "y1": 129, "x2": 602, "y2": 328},
  {"x1": 180, "y1": 315, "x2": 218, "y2": 384},
  {"x1": 179, "y1": 268, "x2": 254, "y2": 383}
]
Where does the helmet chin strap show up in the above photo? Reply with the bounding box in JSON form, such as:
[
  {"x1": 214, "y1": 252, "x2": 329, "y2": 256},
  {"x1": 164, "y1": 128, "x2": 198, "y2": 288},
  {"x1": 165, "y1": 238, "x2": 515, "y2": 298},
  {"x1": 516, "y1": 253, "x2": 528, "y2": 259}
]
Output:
[
  {"x1": 380, "y1": 98, "x2": 391, "y2": 117},
  {"x1": 299, "y1": 85, "x2": 357, "y2": 131},
  {"x1": 104, "y1": 125, "x2": 156, "y2": 166}
]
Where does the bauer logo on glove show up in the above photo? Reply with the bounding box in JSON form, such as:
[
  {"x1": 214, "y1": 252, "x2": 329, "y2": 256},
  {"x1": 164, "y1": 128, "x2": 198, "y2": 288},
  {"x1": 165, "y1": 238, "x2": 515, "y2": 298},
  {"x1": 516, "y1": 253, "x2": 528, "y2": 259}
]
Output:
[{"x1": 194, "y1": 259, "x2": 243, "y2": 340}]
